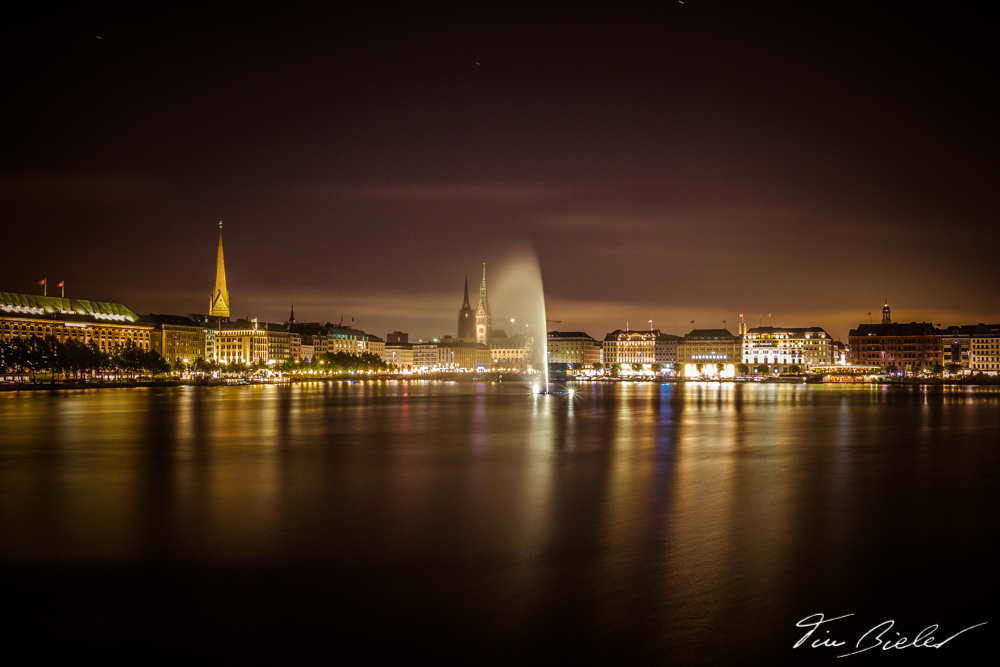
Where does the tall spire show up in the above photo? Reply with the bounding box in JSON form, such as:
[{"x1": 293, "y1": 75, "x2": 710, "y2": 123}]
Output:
[
  {"x1": 209, "y1": 221, "x2": 230, "y2": 318},
  {"x1": 475, "y1": 262, "x2": 492, "y2": 346},
  {"x1": 458, "y1": 276, "x2": 476, "y2": 339}
]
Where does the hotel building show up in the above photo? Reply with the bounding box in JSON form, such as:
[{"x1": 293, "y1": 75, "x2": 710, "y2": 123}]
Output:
[
  {"x1": 677, "y1": 329, "x2": 741, "y2": 367},
  {"x1": 741, "y1": 326, "x2": 834, "y2": 372},
  {"x1": 1, "y1": 292, "x2": 153, "y2": 352},
  {"x1": 603, "y1": 330, "x2": 658, "y2": 369}
]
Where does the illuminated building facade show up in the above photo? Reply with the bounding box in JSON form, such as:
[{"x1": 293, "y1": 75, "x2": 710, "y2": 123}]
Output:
[
  {"x1": 677, "y1": 329, "x2": 741, "y2": 366},
  {"x1": 547, "y1": 331, "x2": 602, "y2": 366},
  {"x1": 741, "y1": 326, "x2": 834, "y2": 372},
  {"x1": 436, "y1": 337, "x2": 490, "y2": 370},
  {"x1": 655, "y1": 333, "x2": 681, "y2": 367},
  {"x1": 940, "y1": 325, "x2": 975, "y2": 369},
  {"x1": 384, "y1": 332, "x2": 414, "y2": 370},
  {"x1": 216, "y1": 320, "x2": 291, "y2": 364},
  {"x1": 970, "y1": 324, "x2": 1000, "y2": 373},
  {"x1": 289, "y1": 324, "x2": 330, "y2": 357},
  {"x1": 1, "y1": 292, "x2": 153, "y2": 352},
  {"x1": 603, "y1": 330, "x2": 658, "y2": 369},
  {"x1": 489, "y1": 333, "x2": 534, "y2": 371},
  {"x1": 326, "y1": 325, "x2": 384, "y2": 358},
  {"x1": 144, "y1": 314, "x2": 207, "y2": 361},
  {"x1": 412, "y1": 341, "x2": 439, "y2": 370},
  {"x1": 847, "y1": 321, "x2": 943, "y2": 370}
]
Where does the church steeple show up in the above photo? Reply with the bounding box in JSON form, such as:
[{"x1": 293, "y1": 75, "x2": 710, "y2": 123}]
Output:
[
  {"x1": 457, "y1": 276, "x2": 476, "y2": 339},
  {"x1": 475, "y1": 263, "x2": 492, "y2": 346},
  {"x1": 881, "y1": 299, "x2": 891, "y2": 325},
  {"x1": 479, "y1": 263, "x2": 489, "y2": 308},
  {"x1": 209, "y1": 221, "x2": 230, "y2": 319}
]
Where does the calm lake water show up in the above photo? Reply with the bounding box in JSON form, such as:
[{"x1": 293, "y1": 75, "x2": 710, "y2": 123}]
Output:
[{"x1": 1, "y1": 381, "x2": 997, "y2": 662}]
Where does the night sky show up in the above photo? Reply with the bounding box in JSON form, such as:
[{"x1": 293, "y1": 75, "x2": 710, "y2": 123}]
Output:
[{"x1": 3, "y1": 3, "x2": 997, "y2": 342}]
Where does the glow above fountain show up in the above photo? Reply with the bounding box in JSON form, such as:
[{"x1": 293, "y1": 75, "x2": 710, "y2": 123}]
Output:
[{"x1": 489, "y1": 246, "x2": 549, "y2": 392}]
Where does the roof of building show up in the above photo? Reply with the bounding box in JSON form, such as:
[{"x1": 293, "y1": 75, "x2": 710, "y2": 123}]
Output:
[
  {"x1": 491, "y1": 333, "x2": 531, "y2": 346},
  {"x1": 940, "y1": 324, "x2": 979, "y2": 336},
  {"x1": 325, "y1": 324, "x2": 382, "y2": 342},
  {"x1": 221, "y1": 319, "x2": 292, "y2": 334},
  {"x1": 848, "y1": 322, "x2": 940, "y2": 337},
  {"x1": 603, "y1": 329, "x2": 659, "y2": 341},
  {"x1": 744, "y1": 326, "x2": 830, "y2": 338},
  {"x1": 1, "y1": 291, "x2": 142, "y2": 324},
  {"x1": 141, "y1": 313, "x2": 202, "y2": 328},
  {"x1": 548, "y1": 331, "x2": 596, "y2": 339},
  {"x1": 683, "y1": 328, "x2": 737, "y2": 340}
]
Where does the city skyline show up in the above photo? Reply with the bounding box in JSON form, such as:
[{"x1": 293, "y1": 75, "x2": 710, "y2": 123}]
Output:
[{"x1": 3, "y1": 5, "x2": 997, "y2": 342}]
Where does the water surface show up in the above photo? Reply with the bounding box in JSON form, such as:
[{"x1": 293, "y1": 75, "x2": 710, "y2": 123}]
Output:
[{"x1": 2, "y1": 382, "x2": 997, "y2": 662}]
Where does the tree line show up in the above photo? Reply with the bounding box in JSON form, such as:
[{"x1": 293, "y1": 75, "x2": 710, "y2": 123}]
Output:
[
  {"x1": 1, "y1": 335, "x2": 393, "y2": 383},
  {"x1": 0, "y1": 335, "x2": 168, "y2": 382},
  {"x1": 172, "y1": 350, "x2": 393, "y2": 375}
]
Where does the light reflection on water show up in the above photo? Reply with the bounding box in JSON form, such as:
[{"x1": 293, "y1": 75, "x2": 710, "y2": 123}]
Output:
[{"x1": 1, "y1": 382, "x2": 997, "y2": 660}]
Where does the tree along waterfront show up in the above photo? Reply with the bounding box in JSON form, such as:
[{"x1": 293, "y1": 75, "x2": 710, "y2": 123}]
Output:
[
  {"x1": 0, "y1": 335, "x2": 168, "y2": 383},
  {"x1": 0, "y1": 335, "x2": 393, "y2": 384}
]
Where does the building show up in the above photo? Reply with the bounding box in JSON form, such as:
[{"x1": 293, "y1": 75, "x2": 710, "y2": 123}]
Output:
[
  {"x1": 216, "y1": 319, "x2": 291, "y2": 365},
  {"x1": 1, "y1": 292, "x2": 153, "y2": 353},
  {"x1": 547, "y1": 331, "x2": 602, "y2": 367},
  {"x1": 325, "y1": 324, "x2": 384, "y2": 358},
  {"x1": 209, "y1": 223, "x2": 230, "y2": 319},
  {"x1": 940, "y1": 325, "x2": 976, "y2": 369},
  {"x1": 741, "y1": 326, "x2": 834, "y2": 372},
  {"x1": 475, "y1": 264, "x2": 492, "y2": 347},
  {"x1": 385, "y1": 331, "x2": 414, "y2": 370},
  {"x1": 847, "y1": 305, "x2": 942, "y2": 371},
  {"x1": 288, "y1": 323, "x2": 330, "y2": 358},
  {"x1": 436, "y1": 336, "x2": 491, "y2": 370},
  {"x1": 143, "y1": 313, "x2": 207, "y2": 362},
  {"x1": 412, "y1": 340, "x2": 440, "y2": 370},
  {"x1": 489, "y1": 333, "x2": 534, "y2": 371},
  {"x1": 655, "y1": 333, "x2": 681, "y2": 367},
  {"x1": 677, "y1": 329, "x2": 741, "y2": 368},
  {"x1": 603, "y1": 329, "x2": 658, "y2": 370},
  {"x1": 457, "y1": 278, "x2": 476, "y2": 339},
  {"x1": 970, "y1": 324, "x2": 1000, "y2": 373}
]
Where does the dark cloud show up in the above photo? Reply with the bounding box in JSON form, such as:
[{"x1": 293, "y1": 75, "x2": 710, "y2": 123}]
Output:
[{"x1": 1, "y1": 5, "x2": 997, "y2": 342}]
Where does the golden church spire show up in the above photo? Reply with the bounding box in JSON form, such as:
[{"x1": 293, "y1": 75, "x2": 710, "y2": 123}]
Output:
[{"x1": 209, "y1": 221, "x2": 230, "y2": 318}]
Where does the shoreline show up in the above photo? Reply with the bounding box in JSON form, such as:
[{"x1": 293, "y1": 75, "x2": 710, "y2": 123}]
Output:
[{"x1": 3, "y1": 375, "x2": 999, "y2": 392}]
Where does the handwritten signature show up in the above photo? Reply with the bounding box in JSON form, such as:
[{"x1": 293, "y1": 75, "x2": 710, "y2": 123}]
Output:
[{"x1": 794, "y1": 613, "x2": 987, "y2": 658}]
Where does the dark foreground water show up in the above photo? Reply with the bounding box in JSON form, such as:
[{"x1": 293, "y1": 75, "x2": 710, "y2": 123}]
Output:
[{"x1": 1, "y1": 382, "x2": 997, "y2": 663}]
